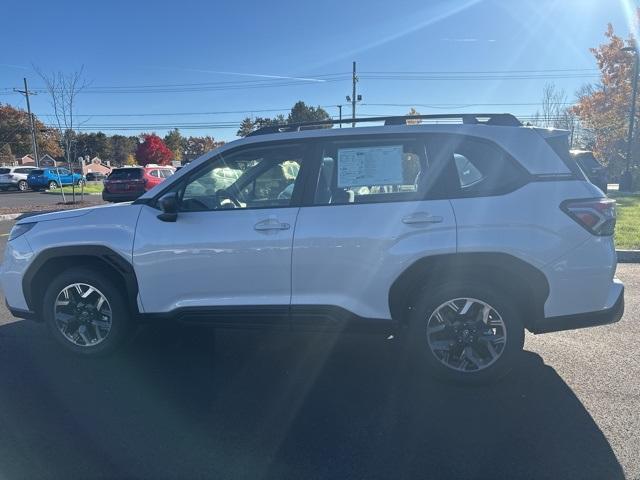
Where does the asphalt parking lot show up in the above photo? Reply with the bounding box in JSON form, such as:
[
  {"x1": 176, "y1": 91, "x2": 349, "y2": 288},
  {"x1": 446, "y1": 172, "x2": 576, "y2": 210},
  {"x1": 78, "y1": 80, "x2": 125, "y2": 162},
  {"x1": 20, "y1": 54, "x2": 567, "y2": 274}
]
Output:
[
  {"x1": 0, "y1": 219, "x2": 638, "y2": 479},
  {"x1": 0, "y1": 189, "x2": 104, "y2": 212}
]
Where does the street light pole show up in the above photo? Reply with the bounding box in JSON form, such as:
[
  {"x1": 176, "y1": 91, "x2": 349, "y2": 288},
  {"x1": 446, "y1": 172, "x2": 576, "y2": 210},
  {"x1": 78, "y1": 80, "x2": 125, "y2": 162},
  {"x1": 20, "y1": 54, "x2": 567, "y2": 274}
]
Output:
[{"x1": 622, "y1": 46, "x2": 639, "y2": 191}]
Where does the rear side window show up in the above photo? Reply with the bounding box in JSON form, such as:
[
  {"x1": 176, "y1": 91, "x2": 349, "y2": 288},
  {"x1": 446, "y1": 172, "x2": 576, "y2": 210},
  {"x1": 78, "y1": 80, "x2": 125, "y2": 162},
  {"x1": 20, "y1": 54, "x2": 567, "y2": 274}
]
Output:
[
  {"x1": 31, "y1": 169, "x2": 44, "y2": 175},
  {"x1": 109, "y1": 168, "x2": 142, "y2": 180},
  {"x1": 313, "y1": 138, "x2": 427, "y2": 205},
  {"x1": 15, "y1": 168, "x2": 33, "y2": 174},
  {"x1": 545, "y1": 135, "x2": 585, "y2": 179},
  {"x1": 428, "y1": 135, "x2": 528, "y2": 198}
]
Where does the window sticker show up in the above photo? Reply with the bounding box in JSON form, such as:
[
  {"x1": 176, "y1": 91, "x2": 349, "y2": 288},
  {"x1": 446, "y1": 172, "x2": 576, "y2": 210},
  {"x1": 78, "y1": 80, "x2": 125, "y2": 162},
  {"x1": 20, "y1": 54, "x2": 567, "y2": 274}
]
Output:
[{"x1": 337, "y1": 145, "x2": 404, "y2": 188}]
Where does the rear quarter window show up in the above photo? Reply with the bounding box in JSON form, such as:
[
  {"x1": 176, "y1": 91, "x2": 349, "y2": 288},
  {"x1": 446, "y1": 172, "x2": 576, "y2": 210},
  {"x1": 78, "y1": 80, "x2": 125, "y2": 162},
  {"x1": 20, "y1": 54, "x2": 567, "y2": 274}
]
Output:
[
  {"x1": 427, "y1": 135, "x2": 529, "y2": 198},
  {"x1": 0, "y1": 168, "x2": 10, "y2": 174}
]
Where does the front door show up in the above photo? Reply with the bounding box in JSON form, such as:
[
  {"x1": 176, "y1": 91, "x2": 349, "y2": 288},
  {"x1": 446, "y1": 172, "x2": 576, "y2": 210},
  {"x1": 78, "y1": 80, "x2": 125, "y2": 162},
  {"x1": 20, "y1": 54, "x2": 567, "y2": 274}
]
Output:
[{"x1": 133, "y1": 142, "x2": 310, "y2": 324}]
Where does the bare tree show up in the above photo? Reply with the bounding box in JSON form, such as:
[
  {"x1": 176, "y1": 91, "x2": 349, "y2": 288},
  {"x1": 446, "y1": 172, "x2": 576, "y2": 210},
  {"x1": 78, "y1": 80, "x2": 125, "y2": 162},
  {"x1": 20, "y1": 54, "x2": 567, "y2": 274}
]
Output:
[
  {"x1": 35, "y1": 66, "x2": 89, "y2": 202},
  {"x1": 540, "y1": 83, "x2": 568, "y2": 128}
]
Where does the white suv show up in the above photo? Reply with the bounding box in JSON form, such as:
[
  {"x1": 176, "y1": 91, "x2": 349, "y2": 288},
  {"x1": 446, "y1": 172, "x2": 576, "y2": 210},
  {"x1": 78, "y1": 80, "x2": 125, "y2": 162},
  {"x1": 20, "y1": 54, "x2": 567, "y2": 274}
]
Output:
[
  {"x1": 0, "y1": 114, "x2": 624, "y2": 383},
  {"x1": 0, "y1": 166, "x2": 37, "y2": 191}
]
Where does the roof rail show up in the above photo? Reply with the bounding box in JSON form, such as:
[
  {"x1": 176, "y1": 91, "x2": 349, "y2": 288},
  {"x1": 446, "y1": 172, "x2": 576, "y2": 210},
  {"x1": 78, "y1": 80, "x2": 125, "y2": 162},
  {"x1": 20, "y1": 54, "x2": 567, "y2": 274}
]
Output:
[{"x1": 247, "y1": 113, "x2": 522, "y2": 136}]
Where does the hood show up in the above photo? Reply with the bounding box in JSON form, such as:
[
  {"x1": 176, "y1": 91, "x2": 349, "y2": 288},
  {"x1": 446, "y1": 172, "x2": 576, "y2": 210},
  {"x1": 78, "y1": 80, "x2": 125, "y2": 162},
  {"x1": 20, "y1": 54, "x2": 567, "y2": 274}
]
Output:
[{"x1": 16, "y1": 201, "x2": 134, "y2": 225}]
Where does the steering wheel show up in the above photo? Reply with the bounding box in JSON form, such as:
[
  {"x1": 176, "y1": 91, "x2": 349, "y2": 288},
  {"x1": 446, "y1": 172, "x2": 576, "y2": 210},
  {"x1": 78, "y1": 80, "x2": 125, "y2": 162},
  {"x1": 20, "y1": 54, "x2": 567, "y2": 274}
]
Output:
[{"x1": 215, "y1": 189, "x2": 242, "y2": 208}]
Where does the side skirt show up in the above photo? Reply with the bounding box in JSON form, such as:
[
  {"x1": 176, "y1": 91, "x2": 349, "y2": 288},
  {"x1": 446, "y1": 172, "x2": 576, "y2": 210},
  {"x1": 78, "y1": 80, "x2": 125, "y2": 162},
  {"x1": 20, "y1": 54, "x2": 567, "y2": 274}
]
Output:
[{"x1": 137, "y1": 305, "x2": 396, "y2": 334}]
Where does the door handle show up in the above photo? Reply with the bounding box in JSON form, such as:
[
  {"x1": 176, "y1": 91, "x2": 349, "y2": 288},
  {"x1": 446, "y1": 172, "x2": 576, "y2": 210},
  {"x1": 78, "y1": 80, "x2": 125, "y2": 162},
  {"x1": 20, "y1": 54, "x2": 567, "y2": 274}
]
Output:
[
  {"x1": 254, "y1": 219, "x2": 291, "y2": 231},
  {"x1": 402, "y1": 213, "x2": 444, "y2": 225}
]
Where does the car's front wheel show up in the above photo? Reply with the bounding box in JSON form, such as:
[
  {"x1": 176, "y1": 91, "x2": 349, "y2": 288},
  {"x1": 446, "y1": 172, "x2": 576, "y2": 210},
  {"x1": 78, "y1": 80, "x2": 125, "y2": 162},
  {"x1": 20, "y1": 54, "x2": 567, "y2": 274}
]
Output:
[
  {"x1": 17, "y1": 180, "x2": 28, "y2": 191},
  {"x1": 407, "y1": 282, "x2": 524, "y2": 384},
  {"x1": 43, "y1": 267, "x2": 131, "y2": 356}
]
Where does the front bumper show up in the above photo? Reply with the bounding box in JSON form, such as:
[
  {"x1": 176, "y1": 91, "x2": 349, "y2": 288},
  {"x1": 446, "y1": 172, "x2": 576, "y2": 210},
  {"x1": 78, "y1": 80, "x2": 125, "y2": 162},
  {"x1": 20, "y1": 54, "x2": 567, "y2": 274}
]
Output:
[
  {"x1": 5, "y1": 299, "x2": 37, "y2": 321},
  {"x1": 531, "y1": 284, "x2": 624, "y2": 334}
]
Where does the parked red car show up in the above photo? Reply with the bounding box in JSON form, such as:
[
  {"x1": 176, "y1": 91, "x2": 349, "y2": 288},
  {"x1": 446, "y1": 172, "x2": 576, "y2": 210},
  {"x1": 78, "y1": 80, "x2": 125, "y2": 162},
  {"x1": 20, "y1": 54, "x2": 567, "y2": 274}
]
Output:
[{"x1": 102, "y1": 165, "x2": 175, "y2": 203}]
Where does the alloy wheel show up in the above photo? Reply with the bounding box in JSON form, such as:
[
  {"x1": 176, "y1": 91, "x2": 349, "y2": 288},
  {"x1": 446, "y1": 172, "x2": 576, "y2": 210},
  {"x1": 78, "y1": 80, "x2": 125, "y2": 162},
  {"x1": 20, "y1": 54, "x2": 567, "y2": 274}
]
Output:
[
  {"x1": 426, "y1": 297, "x2": 507, "y2": 372},
  {"x1": 53, "y1": 283, "x2": 113, "y2": 347}
]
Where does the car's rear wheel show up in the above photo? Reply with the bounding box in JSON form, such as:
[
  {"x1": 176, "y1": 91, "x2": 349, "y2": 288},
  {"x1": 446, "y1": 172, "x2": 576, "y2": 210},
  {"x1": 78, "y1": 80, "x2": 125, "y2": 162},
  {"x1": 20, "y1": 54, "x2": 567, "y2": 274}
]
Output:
[
  {"x1": 406, "y1": 282, "x2": 524, "y2": 385},
  {"x1": 17, "y1": 180, "x2": 28, "y2": 191},
  {"x1": 48, "y1": 180, "x2": 58, "y2": 190},
  {"x1": 43, "y1": 267, "x2": 131, "y2": 356}
]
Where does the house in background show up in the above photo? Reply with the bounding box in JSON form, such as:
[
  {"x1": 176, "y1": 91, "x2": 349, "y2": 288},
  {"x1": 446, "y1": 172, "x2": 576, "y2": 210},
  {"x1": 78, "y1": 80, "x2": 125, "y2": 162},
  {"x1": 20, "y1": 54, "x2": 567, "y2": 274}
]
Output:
[
  {"x1": 81, "y1": 156, "x2": 112, "y2": 176},
  {"x1": 18, "y1": 154, "x2": 35, "y2": 166},
  {"x1": 39, "y1": 154, "x2": 58, "y2": 167}
]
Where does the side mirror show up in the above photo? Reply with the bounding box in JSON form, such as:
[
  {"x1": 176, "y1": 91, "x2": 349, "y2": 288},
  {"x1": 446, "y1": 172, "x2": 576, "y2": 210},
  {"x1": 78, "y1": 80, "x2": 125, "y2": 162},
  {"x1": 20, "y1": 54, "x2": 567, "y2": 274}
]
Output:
[{"x1": 157, "y1": 192, "x2": 179, "y2": 222}]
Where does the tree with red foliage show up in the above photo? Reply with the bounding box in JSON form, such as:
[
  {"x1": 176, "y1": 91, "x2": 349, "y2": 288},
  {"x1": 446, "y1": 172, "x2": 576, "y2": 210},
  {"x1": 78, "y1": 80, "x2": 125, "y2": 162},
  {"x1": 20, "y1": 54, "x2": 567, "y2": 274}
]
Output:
[{"x1": 135, "y1": 134, "x2": 173, "y2": 166}]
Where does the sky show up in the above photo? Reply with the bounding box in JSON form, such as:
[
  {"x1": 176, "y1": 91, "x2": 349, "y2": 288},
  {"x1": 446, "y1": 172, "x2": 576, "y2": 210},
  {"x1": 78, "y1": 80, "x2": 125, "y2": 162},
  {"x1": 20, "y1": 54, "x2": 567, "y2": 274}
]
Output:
[{"x1": 0, "y1": 0, "x2": 637, "y2": 141}]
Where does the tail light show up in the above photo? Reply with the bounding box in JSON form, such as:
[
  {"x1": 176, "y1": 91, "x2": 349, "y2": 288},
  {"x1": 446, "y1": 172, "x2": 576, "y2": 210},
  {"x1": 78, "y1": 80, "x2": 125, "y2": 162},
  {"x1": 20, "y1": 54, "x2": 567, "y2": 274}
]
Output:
[{"x1": 561, "y1": 198, "x2": 616, "y2": 236}]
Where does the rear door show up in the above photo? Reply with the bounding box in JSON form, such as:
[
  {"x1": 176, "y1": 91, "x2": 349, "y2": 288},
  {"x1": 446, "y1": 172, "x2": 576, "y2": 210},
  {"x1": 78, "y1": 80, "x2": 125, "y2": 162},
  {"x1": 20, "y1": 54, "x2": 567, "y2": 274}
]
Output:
[{"x1": 291, "y1": 134, "x2": 457, "y2": 323}]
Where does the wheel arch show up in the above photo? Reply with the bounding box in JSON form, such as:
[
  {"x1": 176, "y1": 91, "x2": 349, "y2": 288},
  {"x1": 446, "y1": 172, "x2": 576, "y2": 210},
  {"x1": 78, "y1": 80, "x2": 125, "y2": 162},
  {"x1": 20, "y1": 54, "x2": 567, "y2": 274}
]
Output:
[
  {"x1": 23, "y1": 246, "x2": 140, "y2": 320},
  {"x1": 389, "y1": 253, "x2": 550, "y2": 332}
]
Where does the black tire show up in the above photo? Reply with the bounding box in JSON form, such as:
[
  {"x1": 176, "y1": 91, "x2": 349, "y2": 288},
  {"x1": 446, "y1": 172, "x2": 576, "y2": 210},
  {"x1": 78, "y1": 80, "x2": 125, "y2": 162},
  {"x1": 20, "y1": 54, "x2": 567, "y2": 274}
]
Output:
[
  {"x1": 17, "y1": 180, "x2": 28, "y2": 192},
  {"x1": 406, "y1": 281, "x2": 524, "y2": 385},
  {"x1": 42, "y1": 267, "x2": 131, "y2": 356},
  {"x1": 48, "y1": 180, "x2": 58, "y2": 190}
]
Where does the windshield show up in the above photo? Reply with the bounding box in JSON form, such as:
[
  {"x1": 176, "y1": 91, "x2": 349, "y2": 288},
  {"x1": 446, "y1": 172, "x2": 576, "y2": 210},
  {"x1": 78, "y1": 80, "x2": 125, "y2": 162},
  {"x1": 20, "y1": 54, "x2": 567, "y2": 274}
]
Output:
[{"x1": 108, "y1": 169, "x2": 142, "y2": 180}]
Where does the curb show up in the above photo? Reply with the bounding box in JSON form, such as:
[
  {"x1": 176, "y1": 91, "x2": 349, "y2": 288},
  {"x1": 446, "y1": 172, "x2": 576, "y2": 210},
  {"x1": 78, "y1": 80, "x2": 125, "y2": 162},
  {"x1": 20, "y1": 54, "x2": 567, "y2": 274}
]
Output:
[
  {"x1": 617, "y1": 250, "x2": 640, "y2": 263},
  {"x1": 0, "y1": 213, "x2": 21, "y2": 222},
  {"x1": 42, "y1": 192, "x2": 102, "y2": 196}
]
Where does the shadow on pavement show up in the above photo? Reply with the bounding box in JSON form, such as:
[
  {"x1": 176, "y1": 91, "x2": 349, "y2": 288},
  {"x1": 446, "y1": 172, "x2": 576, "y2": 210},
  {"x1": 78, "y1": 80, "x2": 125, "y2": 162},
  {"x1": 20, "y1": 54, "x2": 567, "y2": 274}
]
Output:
[{"x1": 0, "y1": 321, "x2": 624, "y2": 480}]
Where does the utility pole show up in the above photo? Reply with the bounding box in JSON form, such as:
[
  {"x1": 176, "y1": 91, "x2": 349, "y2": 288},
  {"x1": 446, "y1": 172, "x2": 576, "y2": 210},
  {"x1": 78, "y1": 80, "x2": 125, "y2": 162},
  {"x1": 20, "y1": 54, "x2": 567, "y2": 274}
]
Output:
[
  {"x1": 337, "y1": 105, "x2": 342, "y2": 127},
  {"x1": 14, "y1": 78, "x2": 39, "y2": 167},
  {"x1": 622, "y1": 46, "x2": 639, "y2": 191},
  {"x1": 351, "y1": 61, "x2": 357, "y2": 127}
]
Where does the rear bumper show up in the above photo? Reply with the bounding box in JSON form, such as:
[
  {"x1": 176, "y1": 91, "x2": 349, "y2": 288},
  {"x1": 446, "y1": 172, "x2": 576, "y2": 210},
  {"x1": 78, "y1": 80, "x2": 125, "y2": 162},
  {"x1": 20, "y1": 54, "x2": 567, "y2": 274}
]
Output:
[
  {"x1": 102, "y1": 190, "x2": 143, "y2": 202},
  {"x1": 531, "y1": 283, "x2": 624, "y2": 334}
]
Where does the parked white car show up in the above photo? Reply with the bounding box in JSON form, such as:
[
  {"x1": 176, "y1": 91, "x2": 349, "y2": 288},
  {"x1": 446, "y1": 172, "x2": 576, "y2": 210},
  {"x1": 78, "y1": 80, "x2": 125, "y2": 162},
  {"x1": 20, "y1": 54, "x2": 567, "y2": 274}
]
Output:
[
  {"x1": 0, "y1": 114, "x2": 624, "y2": 384},
  {"x1": 0, "y1": 166, "x2": 37, "y2": 191}
]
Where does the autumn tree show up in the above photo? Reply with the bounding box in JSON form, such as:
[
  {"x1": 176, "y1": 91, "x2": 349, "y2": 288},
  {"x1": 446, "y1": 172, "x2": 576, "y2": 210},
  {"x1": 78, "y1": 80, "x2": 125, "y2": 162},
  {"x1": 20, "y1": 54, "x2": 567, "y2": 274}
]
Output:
[
  {"x1": 110, "y1": 135, "x2": 138, "y2": 166},
  {"x1": 135, "y1": 134, "x2": 173, "y2": 166},
  {"x1": 0, "y1": 103, "x2": 62, "y2": 159},
  {"x1": 164, "y1": 128, "x2": 183, "y2": 161},
  {"x1": 573, "y1": 20, "x2": 638, "y2": 176},
  {"x1": 183, "y1": 135, "x2": 224, "y2": 160}
]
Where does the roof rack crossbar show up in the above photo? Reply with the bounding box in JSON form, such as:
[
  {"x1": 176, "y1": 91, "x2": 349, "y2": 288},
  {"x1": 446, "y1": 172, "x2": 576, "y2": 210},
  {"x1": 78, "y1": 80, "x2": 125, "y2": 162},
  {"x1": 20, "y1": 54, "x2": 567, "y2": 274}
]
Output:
[{"x1": 247, "y1": 113, "x2": 521, "y2": 136}]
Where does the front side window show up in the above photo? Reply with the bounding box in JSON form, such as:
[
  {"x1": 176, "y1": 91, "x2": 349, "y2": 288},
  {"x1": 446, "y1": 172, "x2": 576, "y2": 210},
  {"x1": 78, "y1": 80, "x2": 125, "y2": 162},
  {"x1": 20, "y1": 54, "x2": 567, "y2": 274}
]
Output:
[
  {"x1": 177, "y1": 144, "x2": 305, "y2": 211},
  {"x1": 313, "y1": 138, "x2": 426, "y2": 205}
]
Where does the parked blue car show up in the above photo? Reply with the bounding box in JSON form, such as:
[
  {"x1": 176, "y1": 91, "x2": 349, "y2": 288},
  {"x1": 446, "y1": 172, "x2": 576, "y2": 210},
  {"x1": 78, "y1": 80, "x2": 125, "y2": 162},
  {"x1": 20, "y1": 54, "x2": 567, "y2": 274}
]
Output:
[{"x1": 27, "y1": 168, "x2": 85, "y2": 191}]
